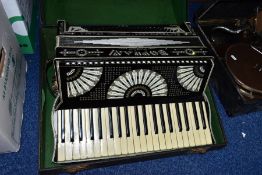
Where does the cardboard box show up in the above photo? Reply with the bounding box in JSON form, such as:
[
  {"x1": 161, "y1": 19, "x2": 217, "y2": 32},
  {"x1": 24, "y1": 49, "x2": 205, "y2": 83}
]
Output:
[
  {"x1": 0, "y1": 2, "x2": 27, "y2": 153},
  {"x1": 1, "y1": 0, "x2": 37, "y2": 54}
]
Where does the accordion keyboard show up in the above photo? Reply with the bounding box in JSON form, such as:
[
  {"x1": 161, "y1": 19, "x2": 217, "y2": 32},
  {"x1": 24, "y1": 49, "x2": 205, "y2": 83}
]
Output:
[{"x1": 54, "y1": 100, "x2": 213, "y2": 163}]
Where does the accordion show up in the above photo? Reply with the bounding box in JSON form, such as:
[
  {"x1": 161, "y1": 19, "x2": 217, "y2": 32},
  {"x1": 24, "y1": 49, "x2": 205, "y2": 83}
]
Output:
[{"x1": 52, "y1": 21, "x2": 217, "y2": 164}]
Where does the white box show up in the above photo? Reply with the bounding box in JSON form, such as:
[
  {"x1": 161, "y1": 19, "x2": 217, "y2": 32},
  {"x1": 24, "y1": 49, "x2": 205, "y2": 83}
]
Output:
[
  {"x1": 1, "y1": 0, "x2": 35, "y2": 54},
  {"x1": 0, "y1": 2, "x2": 27, "y2": 153}
]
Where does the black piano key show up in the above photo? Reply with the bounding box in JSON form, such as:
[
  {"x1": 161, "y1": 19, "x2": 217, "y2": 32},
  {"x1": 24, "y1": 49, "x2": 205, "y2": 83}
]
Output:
[
  {"x1": 182, "y1": 103, "x2": 190, "y2": 131},
  {"x1": 78, "y1": 109, "x2": 83, "y2": 141},
  {"x1": 108, "y1": 108, "x2": 114, "y2": 138},
  {"x1": 61, "y1": 110, "x2": 65, "y2": 143},
  {"x1": 98, "y1": 108, "x2": 102, "y2": 139},
  {"x1": 199, "y1": 102, "x2": 207, "y2": 129},
  {"x1": 152, "y1": 105, "x2": 158, "y2": 134},
  {"x1": 159, "y1": 104, "x2": 166, "y2": 133},
  {"x1": 116, "y1": 107, "x2": 122, "y2": 138},
  {"x1": 175, "y1": 103, "x2": 182, "y2": 132},
  {"x1": 166, "y1": 104, "x2": 173, "y2": 133},
  {"x1": 192, "y1": 102, "x2": 200, "y2": 130},
  {"x1": 89, "y1": 109, "x2": 94, "y2": 140},
  {"x1": 142, "y1": 105, "x2": 148, "y2": 135},
  {"x1": 69, "y1": 109, "x2": 74, "y2": 142},
  {"x1": 134, "y1": 106, "x2": 140, "y2": 136},
  {"x1": 124, "y1": 106, "x2": 130, "y2": 137}
]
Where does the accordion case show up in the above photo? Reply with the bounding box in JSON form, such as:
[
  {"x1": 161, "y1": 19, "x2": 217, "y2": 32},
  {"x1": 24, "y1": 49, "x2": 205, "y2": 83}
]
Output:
[{"x1": 39, "y1": 1, "x2": 226, "y2": 173}]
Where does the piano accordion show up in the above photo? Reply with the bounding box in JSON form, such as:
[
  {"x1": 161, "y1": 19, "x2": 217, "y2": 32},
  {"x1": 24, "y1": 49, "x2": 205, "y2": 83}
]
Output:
[{"x1": 51, "y1": 21, "x2": 219, "y2": 164}]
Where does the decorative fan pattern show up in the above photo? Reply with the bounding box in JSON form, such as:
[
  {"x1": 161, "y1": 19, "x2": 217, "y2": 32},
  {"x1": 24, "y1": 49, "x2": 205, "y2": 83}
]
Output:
[
  {"x1": 107, "y1": 69, "x2": 168, "y2": 99},
  {"x1": 177, "y1": 65, "x2": 205, "y2": 92},
  {"x1": 66, "y1": 67, "x2": 103, "y2": 97}
]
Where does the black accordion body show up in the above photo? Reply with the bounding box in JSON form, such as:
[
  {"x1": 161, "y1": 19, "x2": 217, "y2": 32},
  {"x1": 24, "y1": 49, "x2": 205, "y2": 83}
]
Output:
[{"x1": 52, "y1": 20, "x2": 216, "y2": 164}]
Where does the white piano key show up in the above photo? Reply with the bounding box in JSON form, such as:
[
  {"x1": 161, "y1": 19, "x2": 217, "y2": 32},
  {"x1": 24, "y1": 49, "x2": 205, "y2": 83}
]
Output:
[
  {"x1": 155, "y1": 104, "x2": 166, "y2": 150},
  {"x1": 184, "y1": 103, "x2": 196, "y2": 147},
  {"x1": 119, "y1": 107, "x2": 128, "y2": 155},
  {"x1": 64, "y1": 109, "x2": 73, "y2": 160},
  {"x1": 72, "y1": 109, "x2": 81, "y2": 160},
  {"x1": 195, "y1": 102, "x2": 207, "y2": 145},
  {"x1": 80, "y1": 109, "x2": 87, "y2": 159},
  {"x1": 128, "y1": 106, "x2": 142, "y2": 153},
  {"x1": 111, "y1": 107, "x2": 122, "y2": 155},
  {"x1": 146, "y1": 105, "x2": 160, "y2": 151},
  {"x1": 161, "y1": 104, "x2": 173, "y2": 150},
  {"x1": 93, "y1": 108, "x2": 101, "y2": 157},
  {"x1": 178, "y1": 103, "x2": 191, "y2": 147},
  {"x1": 169, "y1": 103, "x2": 184, "y2": 148},
  {"x1": 164, "y1": 104, "x2": 178, "y2": 149},
  {"x1": 186, "y1": 103, "x2": 201, "y2": 146},
  {"x1": 104, "y1": 108, "x2": 115, "y2": 156},
  {"x1": 100, "y1": 108, "x2": 108, "y2": 157},
  {"x1": 137, "y1": 105, "x2": 148, "y2": 152},
  {"x1": 202, "y1": 102, "x2": 213, "y2": 145},
  {"x1": 84, "y1": 109, "x2": 94, "y2": 158},
  {"x1": 182, "y1": 103, "x2": 196, "y2": 147},
  {"x1": 143, "y1": 106, "x2": 154, "y2": 152},
  {"x1": 57, "y1": 110, "x2": 65, "y2": 161},
  {"x1": 126, "y1": 107, "x2": 135, "y2": 154}
]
